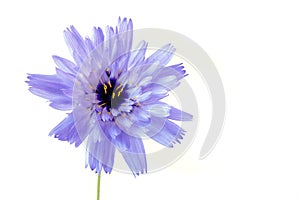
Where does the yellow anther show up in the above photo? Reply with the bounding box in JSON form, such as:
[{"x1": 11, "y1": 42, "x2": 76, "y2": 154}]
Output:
[
  {"x1": 107, "y1": 112, "x2": 111, "y2": 115},
  {"x1": 112, "y1": 92, "x2": 116, "y2": 99},
  {"x1": 98, "y1": 102, "x2": 106, "y2": 107},
  {"x1": 115, "y1": 84, "x2": 123, "y2": 91},
  {"x1": 98, "y1": 111, "x2": 102, "y2": 115},
  {"x1": 103, "y1": 84, "x2": 107, "y2": 94},
  {"x1": 108, "y1": 80, "x2": 112, "y2": 88},
  {"x1": 89, "y1": 85, "x2": 93, "y2": 89},
  {"x1": 117, "y1": 88, "x2": 124, "y2": 97}
]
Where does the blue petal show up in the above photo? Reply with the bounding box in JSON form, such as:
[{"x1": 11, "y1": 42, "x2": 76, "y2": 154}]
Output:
[
  {"x1": 119, "y1": 134, "x2": 147, "y2": 176},
  {"x1": 52, "y1": 55, "x2": 78, "y2": 75},
  {"x1": 49, "y1": 114, "x2": 83, "y2": 147},
  {"x1": 100, "y1": 121, "x2": 147, "y2": 175},
  {"x1": 157, "y1": 63, "x2": 186, "y2": 81},
  {"x1": 84, "y1": 37, "x2": 94, "y2": 52},
  {"x1": 169, "y1": 64, "x2": 187, "y2": 76},
  {"x1": 64, "y1": 26, "x2": 88, "y2": 65},
  {"x1": 148, "y1": 118, "x2": 185, "y2": 147},
  {"x1": 87, "y1": 150, "x2": 100, "y2": 172},
  {"x1": 139, "y1": 83, "x2": 168, "y2": 104},
  {"x1": 145, "y1": 44, "x2": 175, "y2": 66},
  {"x1": 100, "y1": 121, "x2": 125, "y2": 150},
  {"x1": 55, "y1": 68, "x2": 75, "y2": 86},
  {"x1": 93, "y1": 27, "x2": 104, "y2": 47},
  {"x1": 149, "y1": 63, "x2": 187, "y2": 90},
  {"x1": 168, "y1": 106, "x2": 193, "y2": 121},
  {"x1": 143, "y1": 102, "x2": 171, "y2": 118},
  {"x1": 105, "y1": 18, "x2": 133, "y2": 78},
  {"x1": 86, "y1": 137, "x2": 116, "y2": 174},
  {"x1": 117, "y1": 17, "x2": 133, "y2": 53},
  {"x1": 26, "y1": 74, "x2": 72, "y2": 111},
  {"x1": 49, "y1": 99, "x2": 72, "y2": 110},
  {"x1": 127, "y1": 40, "x2": 147, "y2": 70}
]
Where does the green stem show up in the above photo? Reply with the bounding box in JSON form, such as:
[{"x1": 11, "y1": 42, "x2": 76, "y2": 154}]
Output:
[{"x1": 97, "y1": 173, "x2": 101, "y2": 200}]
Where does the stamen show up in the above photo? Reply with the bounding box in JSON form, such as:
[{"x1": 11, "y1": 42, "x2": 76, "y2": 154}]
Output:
[
  {"x1": 115, "y1": 84, "x2": 123, "y2": 91},
  {"x1": 103, "y1": 84, "x2": 107, "y2": 94},
  {"x1": 112, "y1": 92, "x2": 116, "y2": 99},
  {"x1": 98, "y1": 102, "x2": 106, "y2": 107},
  {"x1": 108, "y1": 80, "x2": 112, "y2": 88},
  {"x1": 117, "y1": 88, "x2": 124, "y2": 97}
]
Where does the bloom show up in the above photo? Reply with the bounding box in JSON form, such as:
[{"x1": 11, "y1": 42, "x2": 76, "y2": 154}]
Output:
[{"x1": 27, "y1": 17, "x2": 192, "y2": 175}]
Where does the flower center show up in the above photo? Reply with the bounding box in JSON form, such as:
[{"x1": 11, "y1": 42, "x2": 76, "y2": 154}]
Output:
[{"x1": 96, "y1": 78, "x2": 126, "y2": 112}]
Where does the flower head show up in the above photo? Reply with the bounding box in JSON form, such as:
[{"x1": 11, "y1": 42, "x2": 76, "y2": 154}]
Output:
[{"x1": 27, "y1": 18, "x2": 192, "y2": 176}]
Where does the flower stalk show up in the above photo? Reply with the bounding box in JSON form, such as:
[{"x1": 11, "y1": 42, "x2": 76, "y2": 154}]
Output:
[{"x1": 97, "y1": 173, "x2": 101, "y2": 200}]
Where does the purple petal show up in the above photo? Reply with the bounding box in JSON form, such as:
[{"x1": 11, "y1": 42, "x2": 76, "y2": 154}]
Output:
[
  {"x1": 52, "y1": 55, "x2": 78, "y2": 74},
  {"x1": 86, "y1": 136, "x2": 116, "y2": 174},
  {"x1": 145, "y1": 44, "x2": 175, "y2": 66},
  {"x1": 140, "y1": 83, "x2": 168, "y2": 104},
  {"x1": 168, "y1": 106, "x2": 193, "y2": 121},
  {"x1": 49, "y1": 114, "x2": 82, "y2": 147},
  {"x1": 84, "y1": 37, "x2": 94, "y2": 52},
  {"x1": 127, "y1": 41, "x2": 147, "y2": 70},
  {"x1": 49, "y1": 99, "x2": 72, "y2": 110},
  {"x1": 26, "y1": 74, "x2": 72, "y2": 110},
  {"x1": 100, "y1": 121, "x2": 147, "y2": 175},
  {"x1": 64, "y1": 26, "x2": 88, "y2": 65},
  {"x1": 119, "y1": 134, "x2": 147, "y2": 176},
  {"x1": 93, "y1": 27, "x2": 104, "y2": 47},
  {"x1": 55, "y1": 68, "x2": 75, "y2": 86},
  {"x1": 148, "y1": 119, "x2": 185, "y2": 147}
]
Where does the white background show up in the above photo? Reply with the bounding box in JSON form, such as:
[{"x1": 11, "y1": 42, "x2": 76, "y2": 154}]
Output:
[{"x1": 0, "y1": 0, "x2": 300, "y2": 199}]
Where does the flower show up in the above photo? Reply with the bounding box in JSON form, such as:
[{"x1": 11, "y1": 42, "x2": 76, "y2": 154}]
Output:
[{"x1": 26, "y1": 17, "x2": 192, "y2": 176}]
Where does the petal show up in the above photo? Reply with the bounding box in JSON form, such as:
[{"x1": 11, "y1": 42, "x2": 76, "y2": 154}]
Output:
[
  {"x1": 84, "y1": 37, "x2": 94, "y2": 53},
  {"x1": 26, "y1": 74, "x2": 72, "y2": 111},
  {"x1": 118, "y1": 133, "x2": 147, "y2": 176},
  {"x1": 168, "y1": 106, "x2": 193, "y2": 121},
  {"x1": 145, "y1": 44, "x2": 175, "y2": 66},
  {"x1": 117, "y1": 17, "x2": 133, "y2": 54},
  {"x1": 93, "y1": 27, "x2": 104, "y2": 47},
  {"x1": 140, "y1": 84, "x2": 168, "y2": 104},
  {"x1": 150, "y1": 63, "x2": 187, "y2": 90},
  {"x1": 64, "y1": 26, "x2": 88, "y2": 65},
  {"x1": 100, "y1": 121, "x2": 147, "y2": 175},
  {"x1": 52, "y1": 55, "x2": 78, "y2": 74},
  {"x1": 55, "y1": 68, "x2": 75, "y2": 86},
  {"x1": 154, "y1": 75, "x2": 178, "y2": 90},
  {"x1": 127, "y1": 40, "x2": 147, "y2": 70},
  {"x1": 148, "y1": 119, "x2": 185, "y2": 147},
  {"x1": 143, "y1": 102, "x2": 171, "y2": 118},
  {"x1": 49, "y1": 114, "x2": 83, "y2": 147},
  {"x1": 86, "y1": 134, "x2": 116, "y2": 174},
  {"x1": 49, "y1": 99, "x2": 72, "y2": 110},
  {"x1": 100, "y1": 121, "x2": 124, "y2": 149}
]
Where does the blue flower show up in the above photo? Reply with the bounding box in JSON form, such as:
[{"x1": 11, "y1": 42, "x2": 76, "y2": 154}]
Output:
[{"x1": 26, "y1": 17, "x2": 192, "y2": 176}]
